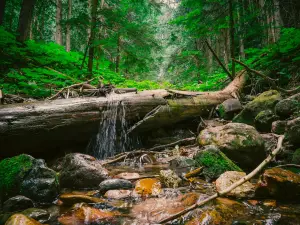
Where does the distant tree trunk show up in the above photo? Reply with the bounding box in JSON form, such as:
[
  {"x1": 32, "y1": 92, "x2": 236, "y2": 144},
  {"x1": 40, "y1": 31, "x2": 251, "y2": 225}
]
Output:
[
  {"x1": 0, "y1": 0, "x2": 6, "y2": 25},
  {"x1": 66, "y1": 0, "x2": 72, "y2": 52},
  {"x1": 228, "y1": 0, "x2": 236, "y2": 78},
  {"x1": 237, "y1": 0, "x2": 245, "y2": 59},
  {"x1": 273, "y1": 0, "x2": 282, "y2": 41},
  {"x1": 17, "y1": 0, "x2": 36, "y2": 42},
  {"x1": 223, "y1": 29, "x2": 230, "y2": 69},
  {"x1": 29, "y1": 14, "x2": 36, "y2": 40},
  {"x1": 206, "y1": 38, "x2": 213, "y2": 74},
  {"x1": 116, "y1": 35, "x2": 121, "y2": 73},
  {"x1": 87, "y1": 0, "x2": 99, "y2": 77},
  {"x1": 55, "y1": 0, "x2": 63, "y2": 45}
]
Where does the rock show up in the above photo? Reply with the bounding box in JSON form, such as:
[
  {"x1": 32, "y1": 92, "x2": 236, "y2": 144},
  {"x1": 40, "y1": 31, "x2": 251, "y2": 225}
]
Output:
[
  {"x1": 3, "y1": 196, "x2": 34, "y2": 212},
  {"x1": 114, "y1": 172, "x2": 140, "y2": 180},
  {"x1": 5, "y1": 214, "x2": 42, "y2": 225},
  {"x1": 255, "y1": 168, "x2": 300, "y2": 200},
  {"x1": 215, "y1": 171, "x2": 255, "y2": 198},
  {"x1": 275, "y1": 93, "x2": 300, "y2": 118},
  {"x1": 261, "y1": 133, "x2": 278, "y2": 154},
  {"x1": 99, "y1": 179, "x2": 133, "y2": 194},
  {"x1": 194, "y1": 145, "x2": 242, "y2": 181},
  {"x1": 263, "y1": 200, "x2": 277, "y2": 207},
  {"x1": 185, "y1": 209, "x2": 223, "y2": 225},
  {"x1": 104, "y1": 190, "x2": 133, "y2": 199},
  {"x1": 254, "y1": 110, "x2": 279, "y2": 132},
  {"x1": 134, "y1": 178, "x2": 162, "y2": 196},
  {"x1": 0, "y1": 154, "x2": 59, "y2": 204},
  {"x1": 218, "y1": 98, "x2": 243, "y2": 120},
  {"x1": 21, "y1": 208, "x2": 50, "y2": 224},
  {"x1": 20, "y1": 159, "x2": 59, "y2": 203},
  {"x1": 285, "y1": 117, "x2": 300, "y2": 145},
  {"x1": 233, "y1": 90, "x2": 281, "y2": 125},
  {"x1": 169, "y1": 156, "x2": 195, "y2": 173},
  {"x1": 59, "y1": 193, "x2": 104, "y2": 205},
  {"x1": 58, "y1": 206, "x2": 116, "y2": 225},
  {"x1": 292, "y1": 149, "x2": 300, "y2": 164},
  {"x1": 159, "y1": 169, "x2": 182, "y2": 188},
  {"x1": 59, "y1": 153, "x2": 109, "y2": 189},
  {"x1": 131, "y1": 193, "x2": 199, "y2": 223},
  {"x1": 198, "y1": 123, "x2": 265, "y2": 170},
  {"x1": 271, "y1": 120, "x2": 287, "y2": 134}
]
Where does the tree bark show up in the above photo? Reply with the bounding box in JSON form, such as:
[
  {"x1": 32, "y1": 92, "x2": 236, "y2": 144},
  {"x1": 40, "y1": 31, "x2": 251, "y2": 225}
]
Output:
[
  {"x1": 228, "y1": 0, "x2": 236, "y2": 77},
  {"x1": 17, "y1": 0, "x2": 36, "y2": 42},
  {"x1": 273, "y1": 0, "x2": 282, "y2": 42},
  {"x1": 0, "y1": 0, "x2": 6, "y2": 25},
  {"x1": 116, "y1": 34, "x2": 121, "y2": 73},
  {"x1": 87, "y1": 0, "x2": 99, "y2": 77},
  {"x1": 55, "y1": 0, "x2": 63, "y2": 45},
  {"x1": 66, "y1": 0, "x2": 72, "y2": 52}
]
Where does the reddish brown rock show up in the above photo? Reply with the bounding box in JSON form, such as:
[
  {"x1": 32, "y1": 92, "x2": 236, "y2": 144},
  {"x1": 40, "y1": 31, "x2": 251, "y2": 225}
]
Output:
[
  {"x1": 134, "y1": 178, "x2": 162, "y2": 196},
  {"x1": 59, "y1": 193, "x2": 104, "y2": 205},
  {"x1": 5, "y1": 214, "x2": 42, "y2": 225}
]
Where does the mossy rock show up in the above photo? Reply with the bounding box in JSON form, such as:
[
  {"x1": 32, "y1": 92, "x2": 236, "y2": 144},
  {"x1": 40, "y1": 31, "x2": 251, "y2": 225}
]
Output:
[
  {"x1": 194, "y1": 145, "x2": 242, "y2": 181},
  {"x1": 275, "y1": 93, "x2": 300, "y2": 118},
  {"x1": 254, "y1": 110, "x2": 279, "y2": 132},
  {"x1": 233, "y1": 90, "x2": 281, "y2": 125},
  {"x1": 292, "y1": 149, "x2": 300, "y2": 164},
  {"x1": 0, "y1": 155, "x2": 34, "y2": 200}
]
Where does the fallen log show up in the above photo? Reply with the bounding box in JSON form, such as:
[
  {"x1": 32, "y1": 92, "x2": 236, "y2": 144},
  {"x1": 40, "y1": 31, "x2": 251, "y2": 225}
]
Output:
[{"x1": 0, "y1": 71, "x2": 247, "y2": 157}]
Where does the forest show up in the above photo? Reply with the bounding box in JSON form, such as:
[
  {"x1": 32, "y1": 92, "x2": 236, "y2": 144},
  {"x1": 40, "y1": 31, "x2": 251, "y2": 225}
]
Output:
[{"x1": 0, "y1": 0, "x2": 300, "y2": 224}]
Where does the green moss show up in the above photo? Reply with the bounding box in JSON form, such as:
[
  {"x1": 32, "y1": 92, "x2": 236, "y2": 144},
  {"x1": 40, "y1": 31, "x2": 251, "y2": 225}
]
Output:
[
  {"x1": 194, "y1": 147, "x2": 242, "y2": 180},
  {"x1": 292, "y1": 149, "x2": 300, "y2": 164},
  {"x1": 0, "y1": 154, "x2": 34, "y2": 195}
]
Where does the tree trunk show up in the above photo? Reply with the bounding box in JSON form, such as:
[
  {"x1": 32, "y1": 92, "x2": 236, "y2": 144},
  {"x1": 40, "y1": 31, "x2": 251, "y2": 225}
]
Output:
[
  {"x1": 0, "y1": 71, "x2": 247, "y2": 157},
  {"x1": 228, "y1": 0, "x2": 236, "y2": 77},
  {"x1": 17, "y1": 0, "x2": 36, "y2": 42},
  {"x1": 87, "y1": 0, "x2": 99, "y2": 77},
  {"x1": 273, "y1": 0, "x2": 282, "y2": 41},
  {"x1": 66, "y1": 0, "x2": 72, "y2": 52},
  {"x1": 0, "y1": 0, "x2": 6, "y2": 25},
  {"x1": 206, "y1": 38, "x2": 213, "y2": 74},
  {"x1": 55, "y1": 0, "x2": 63, "y2": 45},
  {"x1": 116, "y1": 35, "x2": 121, "y2": 73}
]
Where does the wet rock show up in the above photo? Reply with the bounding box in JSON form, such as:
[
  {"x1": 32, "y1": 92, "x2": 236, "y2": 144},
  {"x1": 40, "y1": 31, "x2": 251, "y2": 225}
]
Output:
[
  {"x1": 131, "y1": 193, "x2": 199, "y2": 223},
  {"x1": 198, "y1": 123, "x2": 265, "y2": 170},
  {"x1": 5, "y1": 214, "x2": 42, "y2": 225},
  {"x1": 194, "y1": 145, "x2": 242, "y2": 181},
  {"x1": 99, "y1": 179, "x2": 133, "y2": 194},
  {"x1": 0, "y1": 154, "x2": 59, "y2": 204},
  {"x1": 255, "y1": 168, "x2": 300, "y2": 200},
  {"x1": 159, "y1": 169, "x2": 182, "y2": 188},
  {"x1": 215, "y1": 171, "x2": 255, "y2": 198},
  {"x1": 275, "y1": 93, "x2": 300, "y2": 118},
  {"x1": 21, "y1": 208, "x2": 50, "y2": 224},
  {"x1": 218, "y1": 98, "x2": 243, "y2": 120},
  {"x1": 292, "y1": 149, "x2": 300, "y2": 164},
  {"x1": 59, "y1": 193, "x2": 104, "y2": 205},
  {"x1": 104, "y1": 190, "x2": 133, "y2": 199},
  {"x1": 2, "y1": 196, "x2": 34, "y2": 212},
  {"x1": 285, "y1": 117, "x2": 300, "y2": 145},
  {"x1": 263, "y1": 200, "x2": 277, "y2": 207},
  {"x1": 185, "y1": 209, "x2": 223, "y2": 225},
  {"x1": 59, "y1": 153, "x2": 109, "y2": 189},
  {"x1": 254, "y1": 110, "x2": 279, "y2": 132},
  {"x1": 58, "y1": 205, "x2": 116, "y2": 225},
  {"x1": 233, "y1": 90, "x2": 281, "y2": 125},
  {"x1": 134, "y1": 178, "x2": 162, "y2": 196},
  {"x1": 114, "y1": 172, "x2": 140, "y2": 180},
  {"x1": 261, "y1": 133, "x2": 278, "y2": 154},
  {"x1": 169, "y1": 156, "x2": 195, "y2": 173},
  {"x1": 271, "y1": 120, "x2": 287, "y2": 134}
]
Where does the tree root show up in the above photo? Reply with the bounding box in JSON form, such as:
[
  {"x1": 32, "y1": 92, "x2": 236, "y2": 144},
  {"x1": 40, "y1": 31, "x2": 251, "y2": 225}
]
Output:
[{"x1": 158, "y1": 135, "x2": 285, "y2": 224}]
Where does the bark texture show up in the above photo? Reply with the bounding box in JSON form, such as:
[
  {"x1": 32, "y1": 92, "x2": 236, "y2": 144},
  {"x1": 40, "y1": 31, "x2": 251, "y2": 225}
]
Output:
[
  {"x1": 17, "y1": 0, "x2": 36, "y2": 42},
  {"x1": 55, "y1": 0, "x2": 63, "y2": 45}
]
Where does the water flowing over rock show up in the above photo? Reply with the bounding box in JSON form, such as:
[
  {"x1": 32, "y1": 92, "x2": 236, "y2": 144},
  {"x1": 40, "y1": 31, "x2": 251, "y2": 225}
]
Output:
[
  {"x1": 197, "y1": 123, "x2": 265, "y2": 170},
  {"x1": 59, "y1": 153, "x2": 108, "y2": 189},
  {"x1": 99, "y1": 179, "x2": 133, "y2": 194},
  {"x1": 59, "y1": 193, "x2": 104, "y2": 205}
]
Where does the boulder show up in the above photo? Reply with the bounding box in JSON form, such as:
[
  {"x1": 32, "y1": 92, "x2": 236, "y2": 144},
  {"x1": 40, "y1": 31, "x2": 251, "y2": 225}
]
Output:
[
  {"x1": 261, "y1": 133, "x2": 278, "y2": 154},
  {"x1": 104, "y1": 190, "x2": 133, "y2": 199},
  {"x1": 218, "y1": 98, "x2": 243, "y2": 120},
  {"x1": 215, "y1": 171, "x2": 255, "y2": 198},
  {"x1": 0, "y1": 154, "x2": 59, "y2": 203},
  {"x1": 59, "y1": 193, "x2": 104, "y2": 205},
  {"x1": 134, "y1": 178, "x2": 162, "y2": 196},
  {"x1": 255, "y1": 168, "x2": 300, "y2": 200},
  {"x1": 292, "y1": 149, "x2": 300, "y2": 164},
  {"x1": 233, "y1": 90, "x2": 281, "y2": 125},
  {"x1": 3, "y1": 196, "x2": 34, "y2": 212},
  {"x1": 254, "y1": 110, "x2": 279, "y2": 132},
  {"x1": 99, "y1": 179, "x2": 133, "y2": 194},
  {"x1": 21, "y1": 208, "x2": 50, "y2": 224},
  {"x1": 275, "y1": 93, "x2": 300, "y2": 118},
  {"x1": 159, "y1": 169, "x2": 182, "y2": 188},
  {"x1": 271, "y1": 120, "x2": 287, "y2": 134},
  {"x1": 59, "y1": 153, "x2": 109, "y2": 189},
  {"x1": 194, "y1": 145, "x2": 242, "y2": 181},
  {"x1": 285, "y1": 117, "x2": 300, "y2": 146},
  {"x1": 5, "y1": 214, "x2": 42, "y2": 225},
  {"x1": 197, "y1": 123, "x2": 265, "y2": 170}
]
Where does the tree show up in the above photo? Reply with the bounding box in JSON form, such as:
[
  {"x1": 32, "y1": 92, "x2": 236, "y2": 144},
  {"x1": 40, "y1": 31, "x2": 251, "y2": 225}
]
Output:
[
  {"x1": 228, "y1": 0, "x2": 235, "y2": 78},
  {"x1": 55, "y1": 0, "x2": 63, "y2": 45},
  {"x1": 17, "y1": 0, "x2": 36, "y2": 42},
  {"x1": 0, "y1": 0, "x2": 6, "y2": 25},
  {"x1": 66, "y1": 0, "x2": 72, "y2": 52}
]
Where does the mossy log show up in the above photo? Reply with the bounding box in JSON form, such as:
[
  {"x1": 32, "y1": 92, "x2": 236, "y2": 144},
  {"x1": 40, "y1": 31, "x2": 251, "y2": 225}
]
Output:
[{"x1": 0, "y1": 71, "x2": 247, "y2": 157}]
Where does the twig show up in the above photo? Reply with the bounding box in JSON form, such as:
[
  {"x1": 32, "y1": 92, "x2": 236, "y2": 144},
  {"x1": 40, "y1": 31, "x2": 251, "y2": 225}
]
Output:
[
  {"x1": 148, "y1": 137, "x2": 196, "y2": 152},
  {"x1": 233, "y1": 59, "x2": 300, "y2": 94},
  {"x1": 275, "y1": 164, "x2": 300, "y2": 169},
  {"x1": 158, "y1": 135, "x2": 285, "y2": 224}
]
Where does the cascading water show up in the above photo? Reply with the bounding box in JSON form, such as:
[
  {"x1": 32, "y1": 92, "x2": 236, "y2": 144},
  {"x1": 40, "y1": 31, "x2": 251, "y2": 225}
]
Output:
[{"x1": 87, "y1": 92, "x2": 129, "y2": 159}]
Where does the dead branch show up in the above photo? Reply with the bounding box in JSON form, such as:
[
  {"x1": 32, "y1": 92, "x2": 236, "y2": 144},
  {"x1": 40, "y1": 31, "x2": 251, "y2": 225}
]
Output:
[
  {"x1": 233, "y1": 59, "x2": 300, "y2": 94},
  {"x1": 275, "y1": 164, "x2": 300, "y2": 169},
  {"x1": 158, "y1": 135, "x2": 285, "y2": 224},
  {"x1": 148, "y1": 137, "x2": 196, "y2": 152}
]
